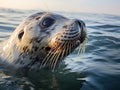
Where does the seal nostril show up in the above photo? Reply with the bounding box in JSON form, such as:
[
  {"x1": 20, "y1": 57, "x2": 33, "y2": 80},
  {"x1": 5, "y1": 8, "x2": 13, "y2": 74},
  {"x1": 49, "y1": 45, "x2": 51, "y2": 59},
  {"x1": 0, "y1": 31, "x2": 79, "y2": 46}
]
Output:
[
  {"x1": 75, "y1": 20, "x2": 82, "y2": 27},
  {"x1": 75, "y1": 20, "x2": 86, "y2": 28}
]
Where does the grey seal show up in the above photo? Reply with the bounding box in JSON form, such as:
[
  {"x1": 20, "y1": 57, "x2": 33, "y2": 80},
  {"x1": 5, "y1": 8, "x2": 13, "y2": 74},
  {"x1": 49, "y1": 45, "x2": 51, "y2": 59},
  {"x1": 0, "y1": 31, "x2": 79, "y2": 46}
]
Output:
[{"x1": 0, "y1": 12, "x2": 87, "y2": 71}]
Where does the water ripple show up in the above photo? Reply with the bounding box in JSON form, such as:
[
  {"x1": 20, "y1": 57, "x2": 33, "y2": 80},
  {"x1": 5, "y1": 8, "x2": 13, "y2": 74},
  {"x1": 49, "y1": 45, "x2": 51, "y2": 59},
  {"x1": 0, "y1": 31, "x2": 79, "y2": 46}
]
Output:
[{"x1": 0, "y1": 8, "x2": 120, "y2": 90}]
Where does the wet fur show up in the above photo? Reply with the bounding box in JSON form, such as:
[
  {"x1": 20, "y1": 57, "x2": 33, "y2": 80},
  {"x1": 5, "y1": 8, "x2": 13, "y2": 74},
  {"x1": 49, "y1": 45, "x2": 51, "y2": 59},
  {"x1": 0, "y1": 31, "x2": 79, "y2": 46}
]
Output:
[{"x1": 0, "y1": 12, "x2": 87, "y2": 71}]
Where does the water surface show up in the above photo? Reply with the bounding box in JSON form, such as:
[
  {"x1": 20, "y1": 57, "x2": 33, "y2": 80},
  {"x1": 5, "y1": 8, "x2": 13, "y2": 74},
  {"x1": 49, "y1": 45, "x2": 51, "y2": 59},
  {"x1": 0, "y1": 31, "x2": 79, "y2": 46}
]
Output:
[{"x1": 0, "y1": 8, "x2": 120, "y2": 90}]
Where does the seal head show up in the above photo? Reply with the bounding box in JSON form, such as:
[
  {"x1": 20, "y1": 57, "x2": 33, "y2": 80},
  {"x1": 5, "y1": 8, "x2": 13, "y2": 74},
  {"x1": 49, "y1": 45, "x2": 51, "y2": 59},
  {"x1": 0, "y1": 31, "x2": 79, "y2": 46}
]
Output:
[{"x1": 0, "y1": 12, "x2": 87, "y2": 70}]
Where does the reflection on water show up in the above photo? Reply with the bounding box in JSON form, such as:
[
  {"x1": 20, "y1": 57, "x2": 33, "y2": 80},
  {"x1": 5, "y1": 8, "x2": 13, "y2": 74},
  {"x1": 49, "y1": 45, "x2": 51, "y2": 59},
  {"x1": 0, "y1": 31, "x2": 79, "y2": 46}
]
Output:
[
  {"x1": 0, "y1": 8, "x2": 120, "y2": 90},
  {"x1": 0, "y1": 64, "x2": 85, "y2": 90}
]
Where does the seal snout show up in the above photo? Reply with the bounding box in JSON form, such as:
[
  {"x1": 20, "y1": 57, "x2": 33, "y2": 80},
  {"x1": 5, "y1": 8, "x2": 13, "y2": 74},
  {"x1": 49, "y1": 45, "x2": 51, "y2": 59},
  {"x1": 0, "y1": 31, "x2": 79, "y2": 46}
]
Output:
[
  {"x1": 49, "y1": 19, "x2": 87, "y2": 50},
  {"x1": 55, "y1": 19, "x2": 86, "y2": 43}
]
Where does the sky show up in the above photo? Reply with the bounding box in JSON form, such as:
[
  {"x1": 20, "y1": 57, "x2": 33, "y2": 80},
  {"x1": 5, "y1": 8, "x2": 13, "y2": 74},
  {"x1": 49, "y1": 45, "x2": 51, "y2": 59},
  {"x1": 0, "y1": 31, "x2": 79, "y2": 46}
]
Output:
[{"x1": 0, "y1": 0, "x2": 120, "y2": 15}]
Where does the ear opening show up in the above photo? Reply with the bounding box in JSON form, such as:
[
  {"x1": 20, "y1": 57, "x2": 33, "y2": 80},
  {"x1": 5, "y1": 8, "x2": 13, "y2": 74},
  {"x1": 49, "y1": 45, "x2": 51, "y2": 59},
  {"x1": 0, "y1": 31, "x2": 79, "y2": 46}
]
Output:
[{"x1": 18, "y1": 30, "x2": 24, "y2": 40}]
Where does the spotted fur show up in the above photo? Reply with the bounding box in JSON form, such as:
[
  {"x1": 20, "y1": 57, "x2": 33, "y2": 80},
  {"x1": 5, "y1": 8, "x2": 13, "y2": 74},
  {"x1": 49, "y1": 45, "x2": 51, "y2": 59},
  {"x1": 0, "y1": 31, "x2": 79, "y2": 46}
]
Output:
[{"x1": 0, "y1": 12, "x2": 87, "y2": 71}]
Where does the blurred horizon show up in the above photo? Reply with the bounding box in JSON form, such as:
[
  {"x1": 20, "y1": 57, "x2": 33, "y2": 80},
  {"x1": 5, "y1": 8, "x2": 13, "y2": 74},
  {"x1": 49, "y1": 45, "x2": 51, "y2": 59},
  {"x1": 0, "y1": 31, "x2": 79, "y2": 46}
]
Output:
[{"x1": 0, "y1": 0, "x2": 120, "y2": 15}]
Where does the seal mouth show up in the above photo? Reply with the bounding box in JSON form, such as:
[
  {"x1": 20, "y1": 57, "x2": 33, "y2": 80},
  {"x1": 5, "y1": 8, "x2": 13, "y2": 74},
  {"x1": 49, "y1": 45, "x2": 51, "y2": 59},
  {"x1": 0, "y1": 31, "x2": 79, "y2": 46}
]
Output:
[{"x1": 40, "y1": 20, "x2": 87, "y2": 70}]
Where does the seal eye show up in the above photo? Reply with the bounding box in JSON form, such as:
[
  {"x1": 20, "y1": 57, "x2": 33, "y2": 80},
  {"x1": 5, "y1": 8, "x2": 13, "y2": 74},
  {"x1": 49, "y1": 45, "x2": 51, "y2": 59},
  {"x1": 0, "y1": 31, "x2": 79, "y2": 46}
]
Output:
[{"x1": 41, "y1": 17, "x2": 55, "y2": 28}]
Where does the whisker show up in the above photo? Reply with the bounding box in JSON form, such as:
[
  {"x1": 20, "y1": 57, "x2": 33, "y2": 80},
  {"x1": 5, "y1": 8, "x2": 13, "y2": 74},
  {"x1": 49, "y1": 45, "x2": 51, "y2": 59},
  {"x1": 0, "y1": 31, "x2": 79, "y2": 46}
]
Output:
[
  {"x1": 68, "y1": 42, "x2": 72, "y2": 54},
  {"x1": 52, "y1": 51, "x2": 61, "y2": 71},
  {"x1": 65, "y1": 43, "x2": 69, "y2": 56},
  {"x1": 56, "y1": 47, "x2": 67, "y2": 69},
  {"x1": 41, "y1": 52, "x2": 52, "y2": 65},
  {"x1": 52, "y1": 42, "x2": 72, "y2": 70},
  {"x1": 40, "y1": 36, "x2": 88, "y2": 69},
  {"x1": 61, "y1": 46, "x2": 66, "y2": 59},
  {"x1": 40, "y1": 47, "x2": 57, "y2": 68},
  {"x1": 49, "y1": 51, "x2": 59, "y2": 69},
  {"x1": 78, "y1": 37, "x2": 88, "y2": 55},
  {"x1": 50, "y1": 43, "x2": 64, "y2": 69}
]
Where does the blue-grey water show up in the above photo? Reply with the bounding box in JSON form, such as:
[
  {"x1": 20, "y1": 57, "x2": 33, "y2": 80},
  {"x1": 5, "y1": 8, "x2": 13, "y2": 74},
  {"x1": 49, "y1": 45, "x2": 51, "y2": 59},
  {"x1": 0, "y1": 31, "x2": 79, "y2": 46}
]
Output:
[{"x1": 0, "y1": 8, "x2": 120, "y2": 90}]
